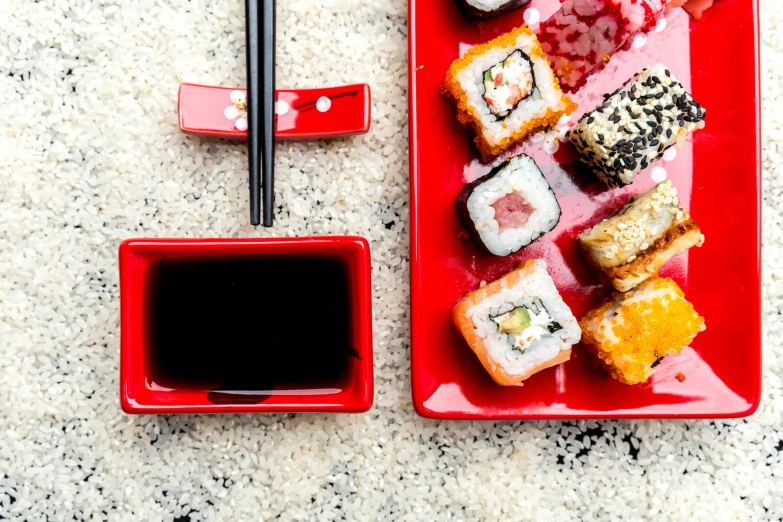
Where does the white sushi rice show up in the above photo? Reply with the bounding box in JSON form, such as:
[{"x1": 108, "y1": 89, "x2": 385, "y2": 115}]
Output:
[
  {"x1": 454, "y1": 29, "x2": 573, "y2": 148},
  {"x1": 466, "y1": 260, "x2": 580, "y2": 376},
  {"x1": 465, "y1": 0, "x2": 515, "y2": 10},
  {"x1": 466, "y1": 154, "x2": 561, "y2": 256},
  {"x1": 1, "y1": 0, "x2": 783, "y2": 520}
]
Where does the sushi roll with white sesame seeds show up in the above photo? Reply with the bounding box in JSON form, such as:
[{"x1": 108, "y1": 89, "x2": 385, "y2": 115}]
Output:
[
  {"x1": 567, "y1": 64, "x2": 706, "y2": 188},
  {"x1": 445, "y1": 26, "x2": 577, "y2": 162},
  {"x1": 457, "y1": 154, "x2": 562, "y2": 256},
  {"x1": 578, "y1": 181, "x2": 704, "y2": 292},
  {"x1": 455, "y1": 0, "x2": 532, "y2": 20}
]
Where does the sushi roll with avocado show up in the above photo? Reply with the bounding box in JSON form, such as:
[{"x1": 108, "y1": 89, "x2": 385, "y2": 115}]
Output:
[
  {"x1": 578, "y1": 181, "x2": 704, "y2": 292},
  {"x1": 452, "y1": 259, "x2": 581, "y2": 386},
  {"x1": 444, "y1": 26, "x2": 576, "y2": 161},
  {"x1": 567, "y1": 64, "x2": 706, "y2": 187},
  {"x1": 456, "y1": 0, "x2": 532, "y2": 20},
  {"x1": 457, "y1": 154, "x2": 561, "y2": 256},
  {"x1": 580, "y1": 276, "x2": 706, "y2": 385}
]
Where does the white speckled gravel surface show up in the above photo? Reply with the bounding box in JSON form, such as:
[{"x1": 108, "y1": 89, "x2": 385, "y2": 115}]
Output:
[{"x1": 0, "y1": 0, "x2": 781, "y2": 520}]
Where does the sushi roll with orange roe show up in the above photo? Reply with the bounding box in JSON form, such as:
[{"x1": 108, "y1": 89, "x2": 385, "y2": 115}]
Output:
[
  {"x1": 444, "y1": 26, "x2": 576, "y2": 161},
  {"x1": 580, "y1": 277, "x2": 705, "y2": 385}
]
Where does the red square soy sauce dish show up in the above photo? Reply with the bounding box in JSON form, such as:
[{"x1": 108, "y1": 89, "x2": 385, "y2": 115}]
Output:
[{"x1": 119, "y1": 237, "x2": 373, "y2": 414}]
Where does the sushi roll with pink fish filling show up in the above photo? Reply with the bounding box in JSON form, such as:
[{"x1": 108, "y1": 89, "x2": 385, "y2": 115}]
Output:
[{"x1": 457, "y1": 154, "x2": 561, "y2": 256}]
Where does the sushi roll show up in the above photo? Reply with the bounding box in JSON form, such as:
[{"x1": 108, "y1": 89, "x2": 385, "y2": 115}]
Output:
[
  {"x1": 452, "y1": 259, "x2": 581, "y2": 386},
  {"x1": 567, "y1": 64, "x2": 706, "y2": 187},
  {"x1": 445, "y1": 26, "x2": 577, "y2": 161},
  {"x1": 578, "y1": 181, "x2": 704, "y2": 292},
  {"x1": 456, "y1": 154, "x2": 561, "y2": 256},
  {"x1": 537, "y1": 0, "x2": 669, "y2": 92},
  {"x1": 579, "y1": 276, "x2": 705, "y2": 385},
  {"x1": 456, "y1": 0, "x2": 532, "y2": 20}
]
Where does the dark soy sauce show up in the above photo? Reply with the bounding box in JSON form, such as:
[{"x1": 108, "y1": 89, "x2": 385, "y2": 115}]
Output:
[{"x1": 148, "y1": 257, "x2": 355, "y2": 403}]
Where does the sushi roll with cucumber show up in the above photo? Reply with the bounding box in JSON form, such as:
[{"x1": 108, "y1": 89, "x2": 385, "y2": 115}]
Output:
[
  {"x1": 456, "y1": 0, "x2": 532, "y2": 20},
  {"x1": 445, "y1": 26, "x2": 577, "y2": 161},
  {"x1": 580, "y1": 276, "x2": 705, "y2": 385},
  {"x1": 567, "y1": 64, "x2": 706, "y2": 187},
  {"x1": 452, "y1": 259, "x2": 581, "y2": 386},
  {"x1": 579, "y1": 181, "x2": 704, "y2": 292},
  {"x1": 457, "y1": 154, "x2": 561, "y2": 256}
]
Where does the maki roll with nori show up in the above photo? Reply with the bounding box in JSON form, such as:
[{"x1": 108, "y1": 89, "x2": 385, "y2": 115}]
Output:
[
  {"x1": 578, "y1": 181, "x2": 704, "y2": 292},
  {"x1": 456, "y1": 0, "x2": 532, "y2": 20},
  {"x1": 444, "y1": 26, "x2": 576, "y2": 161},
  {"x1": 457, "y1": 154, "x2": 561, "y2": 256},
  {"x1": 452, "y1": 259, "x2": 581, "y2": 386},
  {"x1": 567, "y1": 64, "x2": 706, "y2": 187},
  {"x1": 580, "y1": 276, "x2": 706, "y2": 385}
]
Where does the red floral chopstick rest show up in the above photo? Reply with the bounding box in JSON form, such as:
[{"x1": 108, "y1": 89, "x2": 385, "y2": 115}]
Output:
[{"x1": 178, "y1": 83, "x2": 371, "y2": 140}]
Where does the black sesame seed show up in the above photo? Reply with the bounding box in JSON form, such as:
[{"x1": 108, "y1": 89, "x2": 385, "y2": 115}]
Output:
[
  {"x1": 656, "y1": 124, "x2": 663, "y2": 134},
  {"x1": 665, "y1": 69, "x2": 671, "y2": 77},
  {"x1": 588, "y1": 117, "x2": 595, "y2": 124},
  {"x1": 650, "y1": 139, "x2": 660, "y2": 146},
  {"x1": 666, "y1": 129, "x2": 672, "y2": 139},
  {"x1": 655, "y1": 92, "x2": 665, "y2": 99}
]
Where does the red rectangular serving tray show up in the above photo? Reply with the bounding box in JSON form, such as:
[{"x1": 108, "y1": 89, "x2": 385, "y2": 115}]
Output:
[{"x1": 409, "y1": 0, "x2": 761, "y2": 419}]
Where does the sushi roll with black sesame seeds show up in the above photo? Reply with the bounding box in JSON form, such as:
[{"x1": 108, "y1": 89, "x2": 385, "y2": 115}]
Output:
[
  {"x1": 456, "y1": 0, "x2": 532, "y2": 20},
  {"x1": 567, "y1": 64, "x2": 706, "y2": 188},
  {"x1": 457, "y1": 154, "x2": 561, "y2": 256}
]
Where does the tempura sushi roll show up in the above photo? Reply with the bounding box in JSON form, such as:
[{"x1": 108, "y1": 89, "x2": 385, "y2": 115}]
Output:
[
  {"x1": 445, "y1": 26, "x2": 577, "y2": 161},
  {"x1": 537, "y1": 0, "x2": 668, "y2": 92},
  {"x1": 580, "y1": 277, "x2": 705, "y2": 385},
  {"x1": 567, "y1": 64, "x2": 706, "y2": 187},
  {"x1": 457, "y1": 154, "x2": 561, "y2": 256},
  {"x1": 452, "y1": 259, "x2": 581, "y2": 386},
  {"x1": 456, "y1": 0, "x2": 531, "y2": 20},
  {"x1": 579, "y1": 181, "x2": 704, "y2": 292}
]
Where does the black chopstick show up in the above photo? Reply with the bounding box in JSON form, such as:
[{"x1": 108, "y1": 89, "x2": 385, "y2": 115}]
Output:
[
  {"x1": 261, "y1": 0, "x2": 276, "y2": 227},
  {"x1": 245, "y1": 0, "x2": 276, "y2": 226}
]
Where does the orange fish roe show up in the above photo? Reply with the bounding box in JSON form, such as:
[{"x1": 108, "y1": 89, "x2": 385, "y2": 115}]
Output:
[
  {"x1": 580, "y1": 277, "x2": 705, "y2": 385},
  {"x1": 676, "y1": 372, "x2": 687, "y2": 382},
  {"x1": 444, "y1": 26, "x2": 577, "y2": 162}
]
